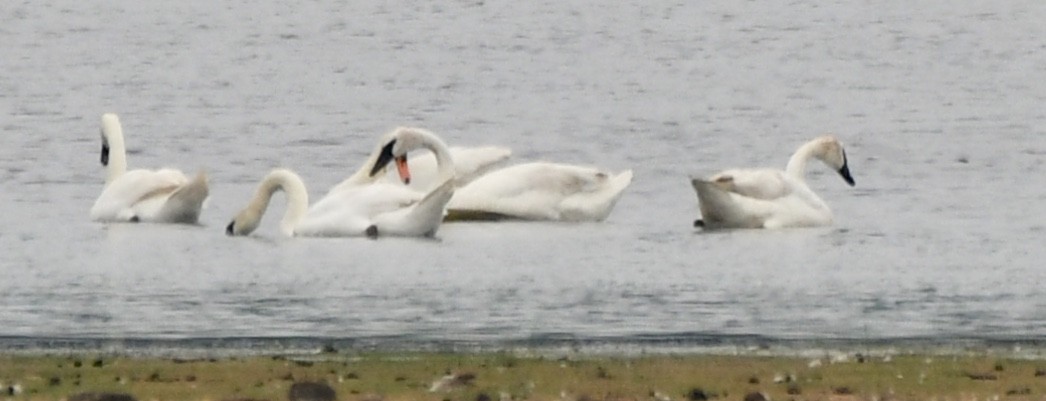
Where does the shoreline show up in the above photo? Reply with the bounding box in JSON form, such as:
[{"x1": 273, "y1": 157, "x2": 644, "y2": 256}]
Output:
[{"x1": 3, "y1": 345, "x2": 1046, "y2": 401}]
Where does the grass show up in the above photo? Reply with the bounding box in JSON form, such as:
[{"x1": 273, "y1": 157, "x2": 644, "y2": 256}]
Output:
[{"x1": 1, "y1": 351, "x2": 1045, "y2": 400}]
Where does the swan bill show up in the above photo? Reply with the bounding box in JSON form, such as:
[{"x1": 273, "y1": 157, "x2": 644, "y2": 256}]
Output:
[
  {"x1": 369, "y1": 139, "x2": 411, "y2": 184},
  {"x1": 395, "y1": 155, "x2": 411, "y2": 185},
  {"x1": 225, "y1": 221, "x2": 236, "y2": 236},
  {"x1": 101, "y1": 143, "x2": 110, "y2": 166},
  {"x1": 370, "y1": 140, "x2": 396, "y2": 177},
  {"x1": 365, "y1": 225, "x2": 379, "y2": 239},
  {"x1": 838, "y1": 149, "x2": 855, "y2": 186},
  {"x1": 838, "y1": 164, "x2": 855, "y2": 186}
]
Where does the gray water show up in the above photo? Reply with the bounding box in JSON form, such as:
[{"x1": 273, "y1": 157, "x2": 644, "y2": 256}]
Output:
[{"x1": 1, "y1": 1, "x2": 1045, "y2": 351}]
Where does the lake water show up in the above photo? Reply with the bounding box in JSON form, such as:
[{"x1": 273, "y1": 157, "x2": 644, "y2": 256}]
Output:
[{"x1": 1, "y1": 1, "x2": 1044, "y2": 353}]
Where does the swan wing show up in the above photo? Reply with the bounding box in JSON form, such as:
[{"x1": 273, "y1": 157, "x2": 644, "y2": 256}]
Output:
[
  {"x1": 691, "y1": 177, "x2": 832, "y2": 229},
  {"x1": 558, "y1": 169, "x2": 632, "y2": 221},
  {"x1": 691, "y1": 178, "x2": 775, "y2": 228},
  {"x1": 90, "y1": 168, "x2": 189, "y2": 222},
  {"x1": 295, "y1": 190, "x2": 374, "y2": 237},
  {"x1": 446, "y1": 145, "x2": 512, "y2": 185},
  {"x1": 155, "y1": 171, "x2": 209, "y2": 224},
  {"x1": 297, "y1": 183, "x2": 425, "y2": 236},
  {"x1": 448, "y1": 162, "x2": 632, "y2": 221},
  {"x1": 707, "y1": 169, "x2": 793, "y2": 200},
  {"x1": 372, "y1": 179, "x2": 455, "y2": 237}
]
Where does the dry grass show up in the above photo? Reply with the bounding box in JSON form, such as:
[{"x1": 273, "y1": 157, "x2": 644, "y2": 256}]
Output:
[{"x1": 1, "y1": 352, "x2": 1045, "y2": 401}]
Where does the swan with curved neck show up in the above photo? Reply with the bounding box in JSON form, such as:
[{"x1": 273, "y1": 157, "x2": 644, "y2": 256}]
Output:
[
  {"x1": 226, "y1": 167, "x2": 455, "y2": 238},
  {"x1": 90, "y1": 113, "x2": 209, "y2": 224},
  {"x1": 332, "y1": 128, "x2": 509, "y2": 193},
  {"x1": 226, "y1": 169, "x2": 309, "y2": 236},
  {"x1": 330, "y1": 127, "x2": 457, "y2": 193},
  {"x1": 691, "y1": 135, "x2": 855, "y2": 229},
  {"x1": 227, "y1": 128, "x2": 458, "y2": 237}
]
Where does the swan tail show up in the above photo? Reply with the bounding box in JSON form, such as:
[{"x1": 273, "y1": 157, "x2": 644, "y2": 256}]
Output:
[
  {"x1": 560, "y1": 169, "x2": 633, "y2": 221},
  {"x1": 690, "y1": 178, "x2": 768, "y2": 229},
  {"x1": 159, "y1": 170, "x2": 209, "y2": 224},
  {"x1": 414, "y1": 179, "x2": 455, "y2": 219},
  {"x1": 372, "y1": 179, "x2": 454, "y2": 237},
  {"x1": 410, "y1": 179, "x2": 455, "y2": 236},
  {"x1": 609, "y1": 169, "x2": 634, "y2": 195}
]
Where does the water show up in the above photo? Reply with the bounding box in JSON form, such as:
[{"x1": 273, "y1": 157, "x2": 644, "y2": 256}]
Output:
[{"x1": 1, "y1": 1, "x2": 1045, "y2": 351}]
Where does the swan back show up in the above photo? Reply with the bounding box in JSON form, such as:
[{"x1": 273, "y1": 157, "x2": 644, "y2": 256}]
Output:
[
  {"x1": 559, "y1": 169, "x2": 633, "y2": 221},
  {"x1": 90, "y1": 168, "x2": 189, "y2": 222},
  {"x1": 447, "y1": 162, "x2": 633, "y2": 221},
  {"x1": 156, "y1": 171, "x2": 210, "y2": 224},
  {"x1": 227, "y1": 169, "x2": 309, "y2": 236}
]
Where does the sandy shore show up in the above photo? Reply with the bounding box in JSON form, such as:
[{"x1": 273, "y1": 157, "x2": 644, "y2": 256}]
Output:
[{"x1": 2, "y1": 349, "x2": 1046, "y2": 401}]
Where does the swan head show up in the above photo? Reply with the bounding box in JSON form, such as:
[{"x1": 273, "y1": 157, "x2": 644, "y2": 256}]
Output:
[
  {"x1": 370, "y1": 138, "x2": 411, "y2": 184},
  {"x1": 370, "y1": 127, "x2": 443, "y2": 185},
  {"x1": 100, "y1": 134, "x2": 110, "y2": 166},
  {"x1": 99, "y1": 113, "x2": 121, "y2": 166},
  {"x1": 814, "y1": 136, "x2": 855, "y2": 186},
  {"x1": 225, "y1": 210, "x2": 260, "y2": 236}
]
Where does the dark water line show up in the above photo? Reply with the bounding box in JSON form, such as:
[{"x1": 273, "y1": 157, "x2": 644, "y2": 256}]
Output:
[{"x1": 2, "y1": 334, "x2": 1044, "y2": 357}]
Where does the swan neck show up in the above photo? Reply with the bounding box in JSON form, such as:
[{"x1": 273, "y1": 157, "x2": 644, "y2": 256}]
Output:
[
  {"x1": 248, "y1": 170, "x2": 310, "y2": 236},
  {"x1": 102, "y1": 115, "x2": 128, "y2": 185},
  {"x1": 784, "y1": 140, "x2": 820, "y2": 178},
  {"x1": 423, "y1": 132, "x2": 455, "y2": 182}
]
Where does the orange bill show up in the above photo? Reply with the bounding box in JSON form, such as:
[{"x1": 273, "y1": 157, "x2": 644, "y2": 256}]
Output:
[{"x1": 395, "y1": 155, "x2": 411, "y2": 184}]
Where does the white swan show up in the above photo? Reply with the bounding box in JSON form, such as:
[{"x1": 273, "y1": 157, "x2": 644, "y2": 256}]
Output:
[
  {"x1": 329, "y1": 128, "x2": 509, "y2": 193},
  {"x1": 444, "y1": 162, "x2": 634, "y2": 222},
  {"x1": 690, "y1": 135, "x2": 856, "y2": 229},
  {"x1": 224, "y1": 169, "x2": 454, "y2": 237},
  {"x1": 89, "y1": 113, "x2": 209, "y2": 224},
  {"x1": 227, "y1": 127, "x2": 457, "y2": 237}
]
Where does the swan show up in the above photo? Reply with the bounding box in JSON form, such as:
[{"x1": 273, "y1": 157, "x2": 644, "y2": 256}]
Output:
[
  {"x1": 227, "y1": 127, "x2": 457, "y2": 237},
  {"x1": 690, "y1": 135, "x2": 856, "y2": 229},
  {"x1": 89, "y1": 113, "x2": 209, "y2": 224},
  {"x1": 224, "y1": 169, "x2": 454, "y2": 237},
  {"x1": 444, "y1": 162, "x2": 634, "y2": 222},
  {"x1": 329, "y1": 128, "x2": 509, "y2": 193}
]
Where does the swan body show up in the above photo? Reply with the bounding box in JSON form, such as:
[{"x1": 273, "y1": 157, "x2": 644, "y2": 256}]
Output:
[
  {"x1": 225, "y1": 169, "x2": 454, "y2": 237},
  {"x1": 445, "y1": 162, "x2": 633, "y2": 222},
  {"x1": 227, "y1": 127, "x2": 458, "y2": 237},
  {"x1": 89, "y1": 113, "x2": 209, "y2": 224},
  {"x1": 691, "y1": 135, "x2": 855, "y2": 229}
]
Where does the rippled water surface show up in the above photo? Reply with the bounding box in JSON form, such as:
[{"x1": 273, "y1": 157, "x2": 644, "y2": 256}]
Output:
[{"x1": 1, "y1": 1, "x2": 1045, "y2": 349}]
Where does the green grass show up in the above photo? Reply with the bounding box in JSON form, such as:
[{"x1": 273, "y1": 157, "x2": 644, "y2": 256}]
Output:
[{"x1": 1, "y1": 352, "x2": 1045, "y2": 400}]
